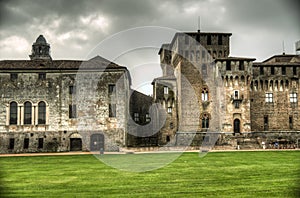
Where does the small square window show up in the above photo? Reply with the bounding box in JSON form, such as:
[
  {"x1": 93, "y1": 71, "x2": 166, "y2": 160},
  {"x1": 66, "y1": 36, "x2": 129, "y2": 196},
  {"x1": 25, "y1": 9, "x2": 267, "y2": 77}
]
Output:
[
  {"x1": 167, "y1": 107, "x2": 172, "y2": 114},
  {"x1": 265, "y1": 93, "x2": 273, "y2": 103},
  {"x1": 10, "y1": 73, "x2": 18, "y2": 81},
  {"x1": 226, "y1": 61, "x2": 231, "y2": 71},
  {"x1": 38, "y1": 73, "x2": 46, "y2": 80}
]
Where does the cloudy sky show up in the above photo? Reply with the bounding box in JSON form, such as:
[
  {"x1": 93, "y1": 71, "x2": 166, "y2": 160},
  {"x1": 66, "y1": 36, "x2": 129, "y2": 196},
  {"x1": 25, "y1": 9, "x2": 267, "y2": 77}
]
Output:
[{"x1": 0, "y1": 0, "x2": 299, "y2": 93}]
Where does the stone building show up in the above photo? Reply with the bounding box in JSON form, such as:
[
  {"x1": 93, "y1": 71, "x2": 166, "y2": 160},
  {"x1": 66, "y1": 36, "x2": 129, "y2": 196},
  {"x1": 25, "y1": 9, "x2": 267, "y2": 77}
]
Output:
[
  {"x1": 153, "y1": 30, "x2": 300, "y2": 149},
  {"x1": 0, "y1": 35, "x2": 132, "y2": 153}
]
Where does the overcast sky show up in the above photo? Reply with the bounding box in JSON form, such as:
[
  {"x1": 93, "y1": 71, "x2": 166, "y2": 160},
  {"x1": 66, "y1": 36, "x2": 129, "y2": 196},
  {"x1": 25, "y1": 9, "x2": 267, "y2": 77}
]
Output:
[{"x1": 0, "y1": 0, "x2": 299, "y2": 94}]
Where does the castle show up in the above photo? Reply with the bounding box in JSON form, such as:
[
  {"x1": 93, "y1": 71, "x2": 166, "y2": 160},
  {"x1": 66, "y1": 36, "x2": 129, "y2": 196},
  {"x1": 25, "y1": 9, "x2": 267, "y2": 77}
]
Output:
[{"x1": 0, "y1": 31, "x2": 299, "y2": 153}]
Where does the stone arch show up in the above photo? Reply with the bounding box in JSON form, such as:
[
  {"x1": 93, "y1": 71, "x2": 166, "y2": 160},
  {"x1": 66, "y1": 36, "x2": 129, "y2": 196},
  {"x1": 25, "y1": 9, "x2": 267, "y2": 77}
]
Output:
[
  {"x1": 265, "y1": 80, "x2": 268, "y2": 91},
  {"x1": 234, "y1": 76, "x2": 239, "y2": 86},
  {"x1": 285, "y1": 80, "x2": 289, "y2": 90},
  {"x1": 260, "y1": 80, "x2": 263, "y2": 91},
  {"x1": 280, "y1": 80, "x2": 283, "y2": 91},
  {"x1": 274, "y1": 80, "x2": 278, "y2": 91}
]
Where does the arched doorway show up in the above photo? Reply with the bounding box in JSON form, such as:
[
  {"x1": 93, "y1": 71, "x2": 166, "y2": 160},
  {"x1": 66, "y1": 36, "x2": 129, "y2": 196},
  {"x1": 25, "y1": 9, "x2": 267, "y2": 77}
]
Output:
[
  {"x1": 70, "y1": 133, "x2": 82, "y2": 151},
  {"x1": 90, "y1": 134, "x2": 104, "y2": 151},
  {"x1": 234, "y1": 119, "x2": 241, "y2": 134}
]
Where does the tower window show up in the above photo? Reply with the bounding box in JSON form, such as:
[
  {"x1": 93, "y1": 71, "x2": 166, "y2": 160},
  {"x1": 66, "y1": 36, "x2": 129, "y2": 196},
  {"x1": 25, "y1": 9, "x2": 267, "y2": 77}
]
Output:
[
  {"x1": 202, "y1": 114, "x2": 210, "y2": 129},
  {"x1": 145, "y1": 113, "x2": 151, "y2": 122},
  {"x1": 234, "y1": 101, "x2": 240, "y2": 109},
  {"x1": 264, "y1": 115, "x2": 268, "y2": 131},
  {"x1": 164, "y1": 86, "x2": 169, "y2": 95},
  {"x1": 10, "y1": 73, "x2": 18, "y2": 81},
  {"x1": 167, "y1": 107, "x2": 172, "y2": 114},
  {"x1": 226, "y1": 61, "x2": 231, "y2": 71},
  {"x1": 109, "y1": 104, "x2": 116, "y2": 118},
  {"x1": 69, "y1": 105, "x2": 77, "y2": 118},
  {"x1": 218, "y1": 35, "x2": 222, "y2": 45},
  {"x1": 282, "y1": 66, "x2": 286, "y2": 75},
  {"x1": 239, "y1": 61, "x2": 244, "y2": 70},
  {"x1": 290, "y1": 93, "x2": 297, "y2": 103},
  {"x1": 234, "y1": 90, "x2": 239, "y2": 99},
  {"x1": 134, "y1": 113, "x2": 139, "y2": 122},
  {"x1": 260, "y1": 67, "x2": 264, "y2": 75},
  {"x1": 69, "y1": 86, "x2": 76, "y2": 95},
  {"x1": 202, "y1": 88, "x2": 208, "y2": 101},
  {"x1": 289, "y1": 116, "x2": 293, "y2": 129},
  {"x1": 271, "y1": 67, "x2": 275, "y2": 75},
  {"x1": 265, "y1": 93, "x2": 273, "y2": 103},
  {"x1": 108, "y1": 84, "x2": 116, "y2": 95},
  {"x1": 207, "y1": 35, "x2": 211, "y2": 45},
  {"x1": 293, "y1": 67, "x2": 297, "y2": 75}
]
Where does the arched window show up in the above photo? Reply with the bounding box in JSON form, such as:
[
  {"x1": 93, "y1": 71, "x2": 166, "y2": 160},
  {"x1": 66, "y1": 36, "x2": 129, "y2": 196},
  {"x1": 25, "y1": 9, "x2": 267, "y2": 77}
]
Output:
[
  {"x1": 24, "y1": 101, "x2": 32, "y2": 125},
  {"x1": 9, "y1": 102, "x2": 18, "y2": 125},
  {"x1": 202, "y1": 87, "x2": 209, "y2": 101},
  {"x1": 202, "y1": 113, "x2": 210, "y2": 129},
  {"x1": 38, "y1": 101, "x2": 46, "y2": 124}
]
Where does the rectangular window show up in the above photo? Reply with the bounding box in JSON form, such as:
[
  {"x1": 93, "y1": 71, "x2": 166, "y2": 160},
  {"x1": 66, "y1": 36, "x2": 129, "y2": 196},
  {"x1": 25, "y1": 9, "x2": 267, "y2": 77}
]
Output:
[
  {"x1": 239, "y1": 61, "x2": 244, "y2": 70},
  {"x1": 167, "y1": 107, "x2": 172, "y2": 114},
  {"x1": 202, "y1": 118, "x2": 209, "y2": 128},
  {"x1": 196, "y1": 34, "x2": 200, "y2": 43},
  {"x1": 38, "y1": 73, "x2": 46, "y2": 80},
  {"x1": 108, "y1": 84, "x2": 116, "y2": 95},
  {"x1": 134, "y1": 113, "x2": 139, "y2": 122},
  {"x1": 202, "y1": 92, "x2": 208, "y2": 101},
  {"x1": 10, "y1": 73, "x2": 18, "y2": 81},
  {"x1": 109, "y1": 104, "x2": 116, "y2": 117},
  {"x1": 265, "y1": 93, "x2": 273, "y2": 103},
  {"x1": 271, "y1": 67, "x2": 275, "y2": 75},
  {"x1": 234, "y1": 101, "x2": 240, "y2": 109},
  {"x1": 226, "y1": 61, "x2": 231, "y2": 71},
  {"x1": 24, "y1": 138, "x2": 29, "y2": 149},
  {"x1": 218, "y1": 35, "x2": 222, "y2": 45},
  {"x1": 282, "y1": 66, "x2": 286, "y2": 75},
  {"x1": 207, "y1": 35, "x2": 211, "y2": 45},
  {"x1": 290, "y1": 93, "x2": 297, "y2": 103},
  {"x1": 38, "y1": 138, "x2": 43, "y2": 149},
  {"x1": 69, "y1": 86, "x2": 76, "y2": 95},
  {"x1": 9, "y1": 138, "x2": 14, "y2": 150},
  {"x1": 293, "y1": 67, "x2": 297, "y2": 75},
  {"x1": 164, "y1": 86, "x2": 169, "y2": 95},
  {"x1": 202, "y1": 50, "x2": 205, "y2": 59},
  {"x1": 289, "y1": 116, "x2": 293, "y2": 129},
  {"x1": 260, "y1": 67, "x2": 264, "y2": 75},
  {"x1": 234, "y1": 91, "x2": 239, "y2": 99},
  {"x1": 69, "y1": 105, "x2": 77, "y2": 118},
  {"x1": 264, "y1": 115, "x2": 268, "y2": 131},
  {"x1": 145, "y1": 113, "x2": 151, "y2": 122}
]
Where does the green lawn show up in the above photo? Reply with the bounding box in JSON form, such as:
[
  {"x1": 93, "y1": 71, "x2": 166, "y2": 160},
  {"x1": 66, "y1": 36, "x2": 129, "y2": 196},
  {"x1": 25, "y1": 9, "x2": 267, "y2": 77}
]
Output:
[{"x1": 0, "y1": 151, "x2": 299, "y2": 197}]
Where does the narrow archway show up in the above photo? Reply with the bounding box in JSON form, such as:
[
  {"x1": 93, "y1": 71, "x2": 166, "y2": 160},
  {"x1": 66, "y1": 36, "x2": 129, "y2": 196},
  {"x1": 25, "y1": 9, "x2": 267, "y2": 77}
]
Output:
[{"x1": 234, "y1": 119, "x2": 241, "y2": 134}]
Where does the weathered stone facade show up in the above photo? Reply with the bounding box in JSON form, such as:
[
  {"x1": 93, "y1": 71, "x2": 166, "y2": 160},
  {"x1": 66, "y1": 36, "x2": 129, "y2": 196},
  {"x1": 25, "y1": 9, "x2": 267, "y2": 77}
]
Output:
[
  {"x1": 153, "y1": 30, "x2": 300, "y2": 149},
  {"x1": 0, "y1": 35, "x2": 131, "y2": 153}
]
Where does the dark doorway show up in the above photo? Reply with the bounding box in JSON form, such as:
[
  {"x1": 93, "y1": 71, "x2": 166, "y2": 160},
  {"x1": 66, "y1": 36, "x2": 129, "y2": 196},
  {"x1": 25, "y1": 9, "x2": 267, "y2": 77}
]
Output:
[
  {"x1": 90, "y1": 134, "x2": 104, "y2": 151},
  {"x1": 70, "y1": 138, "x2": 82, "y2": 151},
  {"x1": 234, "y1": 119, "x2": 241, "y2": 134}
]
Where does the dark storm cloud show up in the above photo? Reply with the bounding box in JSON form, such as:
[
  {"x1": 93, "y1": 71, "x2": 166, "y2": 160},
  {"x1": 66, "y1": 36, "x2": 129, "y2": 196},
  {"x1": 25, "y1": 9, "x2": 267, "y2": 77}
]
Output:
[{"x1": 0, "y1": 0, "x2": 299, "y2": 61}]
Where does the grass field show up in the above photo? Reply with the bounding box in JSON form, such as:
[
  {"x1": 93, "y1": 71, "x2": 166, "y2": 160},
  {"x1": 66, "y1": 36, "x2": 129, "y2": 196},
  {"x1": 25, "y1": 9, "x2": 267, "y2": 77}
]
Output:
[{"x1": 0, "y1": 151, "x2": 299, "y2": 197}]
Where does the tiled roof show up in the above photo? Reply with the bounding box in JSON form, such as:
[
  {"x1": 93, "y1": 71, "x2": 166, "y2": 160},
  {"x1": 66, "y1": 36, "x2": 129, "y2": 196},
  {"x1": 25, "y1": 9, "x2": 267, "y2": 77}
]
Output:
[{"x1": 0, "y1": 55, "x2": 127, "y2": 71}]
